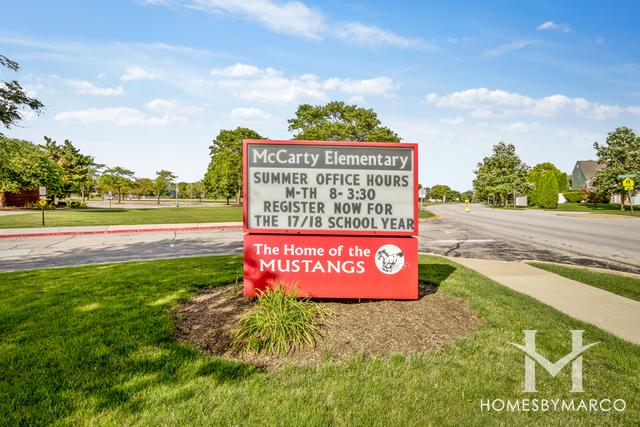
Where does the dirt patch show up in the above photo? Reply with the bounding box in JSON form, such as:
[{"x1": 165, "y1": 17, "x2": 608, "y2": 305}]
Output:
[{"x1": 172, "y1": 284, "x2": 482, "y2": 370}]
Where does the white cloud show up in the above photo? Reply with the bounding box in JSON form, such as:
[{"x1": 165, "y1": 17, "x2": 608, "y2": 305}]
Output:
[
  {"x1": 65, "y1": 79, "x2": 125, "y2": 96},
  {"x1": 425, "y1": 88, "x2": 624, "y2": 119},
  {"x1": 146, "y1": 1, "x2": 426, "y2": 50},
  {"x1": 323, "y1": 76, "x2": 398, "y2": 95},
  {"x1": 497, "y1": 121, "x2": 540, "y2": 132},
  {"x1": 146, "y1": 98, "x2": 203, "y2": 114},
  {"x1": 537, "y1": 21, "x2": 572, "y2": 32},
  {"x1": 484, "y1": 40, "x2": 535, "y2": 57},
  {"x1": 627, "y1": 106, "x2": 640, "y2": 115},
  {"x1": 334, "y1": 22, "x2": 432, "y2": 49},
  {"x1": 439, "y1": 116, "x2": 465, "y2": 125},
  {"x1": 121, "y1": 66, "x2": 158, "y2": 81},
  {"x1": 348, "y1": 95, "x2": 366, "y2": 104},
  {"x1": 211, "y1": 63, "x2": 260, "y2": 77},
  {"x1": 189, "y1": 0, "x2": 327, "y2": 39},
  {"x1": 229, "y1": 107, "x2": 270, "y2": 119},
  {"x1": 54, "y1": 107, "x2": 187, "y2": 126},
  {"x1": 146, "y1": 98, "x2": 177, "y2": 112},
  {"x1": 211, "y1": 63, "x2": 398, "y2": 104}
]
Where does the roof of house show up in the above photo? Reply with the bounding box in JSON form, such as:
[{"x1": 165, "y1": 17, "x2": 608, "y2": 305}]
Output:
[{"x1": 575, "y1": 160, "x2": 601, "y2": 180}]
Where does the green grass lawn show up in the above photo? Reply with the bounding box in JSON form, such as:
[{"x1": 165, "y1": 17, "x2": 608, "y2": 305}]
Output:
[
  {"x1": 0, "y1": 206, "x2": 243, "y2": 228},
  {"x1": 495, "y1": 202, "x2": 639, "y2": 216},
  {"x1": 1, "y1": 255, "x2": 638, "y2": 425},
  {"x1": 530, "y1": 262, "x2": 640, "y2": 302},
  {"x1": 418, "y1": 209, "x2": 435, "y2": 219}
]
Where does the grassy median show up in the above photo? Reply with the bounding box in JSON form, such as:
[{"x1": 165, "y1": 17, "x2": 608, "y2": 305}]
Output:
[
  {"x1": 530, "y1": 262, "x2": 640, "y2": 302},
  {"x1": 1, "y1": 255, "x2": 638, "y2": 425},
  {"x1": 0, "y1": 206, "x2": 242, "y2": 228}
]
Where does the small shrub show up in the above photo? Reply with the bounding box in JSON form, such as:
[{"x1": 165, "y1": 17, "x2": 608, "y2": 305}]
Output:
[
  {"x1": 231, "y1": 283, "x2": 330, "y2": 355},
  {"x1": 68, "y1": 201, "x2": 86, "y2": 208},
  {"x1": 563, "y1": 191, "x2": 583, "y2": 203}
]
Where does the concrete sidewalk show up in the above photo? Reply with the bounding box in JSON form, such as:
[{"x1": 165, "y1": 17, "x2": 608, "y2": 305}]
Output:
[
  {"x1": 0, "y1": 222, "x2": 243, "y2": 238},
  {"x1": 454, "y1": 257, "x2": 640, "y2": 346}
]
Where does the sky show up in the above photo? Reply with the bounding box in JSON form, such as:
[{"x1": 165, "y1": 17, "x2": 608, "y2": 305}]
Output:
[{"x1": 2, "y1": 0, "x2": 640, "y2": 190}]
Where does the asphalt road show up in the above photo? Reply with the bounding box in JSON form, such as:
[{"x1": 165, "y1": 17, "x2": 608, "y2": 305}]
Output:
[
  {"x1": 424, "y1": 204, "x2": 640, "y2": 273},
  {"x1": 1, "y1": 204, "x2": 639, "y2": 272}
]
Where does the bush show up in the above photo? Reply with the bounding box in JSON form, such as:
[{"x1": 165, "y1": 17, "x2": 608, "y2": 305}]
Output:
[
  {"x1": 68, "y1": 201, "x2": 86, "y2": 208},
  {"x1": 231, "y1": 282, "x2": 330, "y2": 355},
  {"x1": 583, "y1": 189, "x2": 610, "y2": 205},
  {"x1": 563, "y1": 191, "x2": 583, "y2": 203}
]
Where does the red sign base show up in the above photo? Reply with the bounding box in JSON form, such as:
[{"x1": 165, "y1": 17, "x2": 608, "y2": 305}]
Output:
[{"x1": 244, "y1": 234, "x2": 418, "y2": 300}]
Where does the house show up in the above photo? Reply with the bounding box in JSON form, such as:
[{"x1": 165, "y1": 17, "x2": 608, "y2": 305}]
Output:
[{"x1": 571, "y1": 160, "x2": 601, "y2": 189}]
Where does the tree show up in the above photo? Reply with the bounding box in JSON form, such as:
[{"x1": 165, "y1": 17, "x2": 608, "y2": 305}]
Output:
[
  {"x1": 98, "y1": 166, "x2": 134, "y2": 203},
  {"x1": 191, "y1": 181, "x2": 205, "y2": 202},
  {"x1": 41, "y1": 136, "x2": 96, "y2": 201},
  {"x1": 287, "y1": 101, "x2": 400, "y2": 142},
  {"x1": 1, "y1": 55, "x2": 44, "y2": 134},
  {"x1": 473, "y1": 142, "x2": 529, "y2": 206},
  {"x1": 429, "y1": 184, "x2": 459, "y2": 202},
  {"x1": 0, "y1": 136, "x2": 62, "y2": 206},
  {"x1": 537, "y1": 170, "x2": 559, "y2": 209},
  {"x1": 592, "y1": 127, "x2": 640, "y2": 211},
  {"x1": 527, "y1": 162, "x2": 565, "y2": 207},
  {"x1": 153, "y1": 170, "x2": 176, "y2": 204},
  {"x1": 204, "y1": 127, "x2": 263, "y2": 204},
  {"x1": 132, "y1": 177, "x2": 154, "y2": 200},
  {"x1": 461, "y1": 190, "x2": 475, "y2": 202}
]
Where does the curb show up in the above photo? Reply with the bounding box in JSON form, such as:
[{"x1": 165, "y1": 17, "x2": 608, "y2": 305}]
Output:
[{"x1": 0, "y1": 224, "x2": 243, "y2": 239}]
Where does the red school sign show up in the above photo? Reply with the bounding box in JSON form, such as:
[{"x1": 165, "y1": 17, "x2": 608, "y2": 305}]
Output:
[{"x1": 243, "y1": 139, "x2": 419, "y2": 299}]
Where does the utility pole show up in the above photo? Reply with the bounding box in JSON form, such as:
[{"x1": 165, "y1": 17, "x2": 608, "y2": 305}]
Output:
[{"x1": 176, "y1": 183, "x2": 179, "y2": 207}]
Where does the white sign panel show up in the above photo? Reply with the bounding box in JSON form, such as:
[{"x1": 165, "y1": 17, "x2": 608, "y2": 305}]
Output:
[{"x1": 245, "y1": 142, "x2": 417, "y2": 234}]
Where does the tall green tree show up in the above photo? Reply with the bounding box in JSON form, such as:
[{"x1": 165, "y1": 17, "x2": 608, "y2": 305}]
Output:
[
  {"x1": 592, "y1": 127, "x2": 640, "y2": 210},
  {"x1": 1, "y1": 55, "x2": 44, "y2": 134},
  {"x1": 41, "y1": 136, "x2": 96, "y2": 201},
  {"x1": 191, "y1": 181, "x2": 205, "y2": 202},
  {"x1": 527, "y1": 162, "x2": 565, "y2": 207},
  {"x1": 204, "y1": 127, "x2": 263, "y2": 204},
  {"x1": 153, "y1": 170, "x2": 177, "y2": 204},
  {"x1": 132, "y1": 177, "x2": 154, "y2": 200},
  {"x1": 98, "y1": 166, "x2": 134, "y2": 203},
  {"x1": 473, "y1": 142, "x2": 530, "y2": 205},
  {"x1": 287, "y1": 101, "x2": 400, "y2": 142},
  {"x1": 429, "y1": 184, "x2": 460, "y2": 202},
  {"x1": 0, "y1": 136, "x2": 62, "y2": 206},
  {"x1": 536, "y1": 170, "x2": 559, "y2": 209}
]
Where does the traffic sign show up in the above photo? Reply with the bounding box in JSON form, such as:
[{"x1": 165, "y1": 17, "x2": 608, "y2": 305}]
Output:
[
  {"x1": 38, "y1": 199, "x2": 47, "y2": 207},
  {"x1": 623, "y1": 177, "x2": 634, "y2": 191},
  {"x1": 38, "y1": 186, "x2": 46, "y2": 200}
]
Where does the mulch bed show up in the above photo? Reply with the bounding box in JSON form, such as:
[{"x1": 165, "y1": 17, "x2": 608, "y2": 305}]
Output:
[{"x1": 172, "y1": 283, "x2": 482, "y2": 370}]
